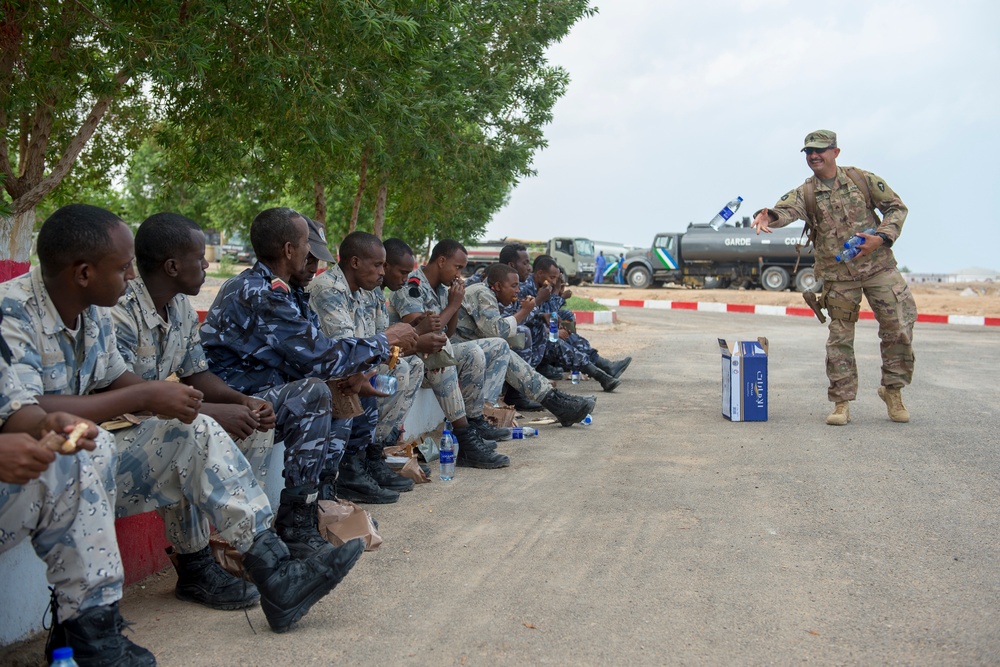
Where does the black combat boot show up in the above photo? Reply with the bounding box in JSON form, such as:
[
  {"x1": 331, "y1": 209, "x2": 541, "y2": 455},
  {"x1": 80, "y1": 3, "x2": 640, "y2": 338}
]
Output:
[
  {"x1": 275, "y1": 486, "x2": 338, "y2": 561},
  {"x1": 468, "y1": 414, "x2": 512, "y2": 441},
  {"x1": 503, "y1": 385, "x2": 543, "y2": 411},
  {"x1": 172, "y1": 545, "x2": 260, "y2": 610},
  {"x1": 365, "y1": 445, "x2": 415, "y2": 492},
  {"x1": 541, "y1": 389, "x2": 598, "y2": 427},
  {"x1": 537, "y1": 362, "x2": 564, "y2": 381},
  {"x1": 242, "y1": 528, "x2": 363, "y2": 633},
  {"x1": 453, "y1": 425, "x2": 510, "y2": 469},
  {"x1": 584, "y1": 362, "x2": 621, "y2": 392},
  {"x1": 337, "y1": 451, "x2": 400, "y2": 504},
  {"x1": 594, "y1": 354, "x2": 632, "y2": 379},
  {"x1": 45, "y1": 601, "x2": 156, "y2": 667}
]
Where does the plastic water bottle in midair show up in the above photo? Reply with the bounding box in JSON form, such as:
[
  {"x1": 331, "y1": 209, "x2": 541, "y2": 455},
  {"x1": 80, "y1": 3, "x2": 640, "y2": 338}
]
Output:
[
  {"x1": 708, "y1": 196, "x2": 744, "y2": 230},
  {"x1": 511, "y1": 427, "x2": 539, "y2": 439},
  {"x1": 548, "y1": 312, "x2": 558, "y2": 343},
  {"x1": 369, "y1": 374, "x2": 398, "y2": 394},
  {"x1": 439, "y1": 429, "x2": 455, "y2": 481}
]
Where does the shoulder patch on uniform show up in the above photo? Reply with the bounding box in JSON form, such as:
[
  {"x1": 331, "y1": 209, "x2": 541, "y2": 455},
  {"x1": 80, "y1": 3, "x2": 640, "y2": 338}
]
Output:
[
  {"x1": 270, "y1": 277, "x2": 290, "y2": 294},
  {"x1": 877, "y1": 181, "x2": 885, "y2": 192},
  {"x1": 407, "y1": 276, "x2": 421, "y2": 286},
  {"x1": 408, "y1": 286, "x2": 421, "y2": 298}
]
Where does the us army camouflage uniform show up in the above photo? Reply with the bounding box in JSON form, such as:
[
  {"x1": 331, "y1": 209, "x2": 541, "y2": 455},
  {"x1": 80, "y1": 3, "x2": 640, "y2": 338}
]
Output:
[
  {"x1": 0, "y1": 341, "x2": 123, "y2": 622},
  {"x1": 112, "y1": 276, "x2": 276, "y2": 550},
  {"x1": 308, "y1": 265, "x2": 412, "y2": 446},
  {"x1": 0, "y1": 268, "x2": 271, "y2": 556},
  {"x1": 454, "y1": 283, "x2": 554, "y2": 402},
  {"x1": 201, "y1": 262, "x2": 388, "y2": 486},
  {"x1": 765, "y1": 166, "x2": 916, "y2": 401},
  {"x1": 388, "y1": 266, "x2": 510, "y2": 417}
]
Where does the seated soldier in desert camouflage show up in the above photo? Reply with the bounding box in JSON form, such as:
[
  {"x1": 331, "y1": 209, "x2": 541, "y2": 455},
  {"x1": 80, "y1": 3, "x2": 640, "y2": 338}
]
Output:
[
  {"x1": 0, "y1": 204, "x2": 355, "y2": 637},
  {"x1": 455, "y1": 263, "x2": 596, "y2": 427}
]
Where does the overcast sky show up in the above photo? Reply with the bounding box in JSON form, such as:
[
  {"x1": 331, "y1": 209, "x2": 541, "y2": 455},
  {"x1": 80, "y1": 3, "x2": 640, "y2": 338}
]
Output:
[{"x1": 484, "y1": 0, "x2": 1000, "y2": 274}]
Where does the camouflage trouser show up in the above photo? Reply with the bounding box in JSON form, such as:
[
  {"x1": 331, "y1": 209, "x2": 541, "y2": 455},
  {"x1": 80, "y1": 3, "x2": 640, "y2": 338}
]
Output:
[
  {"x1": 114, "y1": 415, "x2": 272, "y2": 554},
  {"x1": 234, "y1": 428, "x2": 275, "y2": 489},
  {"x1": 424, "y1": 339, "x2": 481, "y2": 421},
  {"x1": 376, "y1": 355, "x2": 423, "y2": 445},
  {"x1": 544, "y1": 336, "x2": 594, "y2": 371},
  {"x1": 252, "y1": 378, "x2": 351, "y2": 489},
  {"x1": 522, "y1": 317, "x2": 548, "y2": 368},
  {"x1": 505, "y1": 350, "x2": 555, "y2": 402},
  {"x1": 825, "y1": 269, "x2": 917, "y2": 402},
  {"x1": 465, "y1": 337, "x2": 511, "y2": 408},
  {"x1": 0, "y1": 430, "x2": 122, "y2": 622},
  {"x1": 345, "y1": 395, "x2": 378, "y2": 457}
]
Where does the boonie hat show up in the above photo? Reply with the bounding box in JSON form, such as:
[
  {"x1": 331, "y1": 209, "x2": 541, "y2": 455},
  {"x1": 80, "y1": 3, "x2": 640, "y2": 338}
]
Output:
[
  {"x1": 801, "y1": 129, "x2": 837, "y2": 151},
  {"x1": 305, "y1": 217, "x2": 336, "y2": 263}
]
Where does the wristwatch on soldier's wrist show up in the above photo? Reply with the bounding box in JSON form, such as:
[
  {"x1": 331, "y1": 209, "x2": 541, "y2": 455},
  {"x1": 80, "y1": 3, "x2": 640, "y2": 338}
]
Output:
[{"x1": 875, "y1": 232, "x2": 893, "y2": 248}]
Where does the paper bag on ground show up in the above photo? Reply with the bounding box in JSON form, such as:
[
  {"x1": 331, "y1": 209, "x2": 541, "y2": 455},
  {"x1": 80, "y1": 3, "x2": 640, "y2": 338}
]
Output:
[
  {"x1": 317, "y1": 499, "x2": 382, "y2": 551},
  {"x1": 399, "y1": 456, "x2": 431, "y2": 484}
]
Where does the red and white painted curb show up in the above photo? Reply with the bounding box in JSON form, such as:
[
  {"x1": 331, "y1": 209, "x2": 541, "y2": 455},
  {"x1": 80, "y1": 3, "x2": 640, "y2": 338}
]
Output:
[
  {"x1": 571, "y1": 310, "x2": 617, "y2": 324},
  {"x1": 592, "y1": 298, "x2": 1000, "y2": 327}
]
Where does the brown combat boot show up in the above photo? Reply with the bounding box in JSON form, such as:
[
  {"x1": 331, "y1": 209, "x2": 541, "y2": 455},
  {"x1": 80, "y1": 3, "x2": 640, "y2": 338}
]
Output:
[
  {"x1": 826, "y1": 401, "x2": 850, "y2": 425},
  {"x1": 878, "y1": 386, "x2": 910, "y2": 423}
]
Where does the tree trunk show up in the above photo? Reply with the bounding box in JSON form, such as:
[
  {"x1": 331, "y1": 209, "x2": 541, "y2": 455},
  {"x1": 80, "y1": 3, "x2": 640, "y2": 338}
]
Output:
[
  {"x1": 372, "y1": 173, "x2": 389, "y2": 239},
  {"x1": 0, "y1": 208, "x2": 35, "y2": 281},
  {"x1": 349, "y1": 149, "x2": 369, "y2": 234},
  {"x1": 313, "y1": 180, "x2": 326, "y2": 224}
]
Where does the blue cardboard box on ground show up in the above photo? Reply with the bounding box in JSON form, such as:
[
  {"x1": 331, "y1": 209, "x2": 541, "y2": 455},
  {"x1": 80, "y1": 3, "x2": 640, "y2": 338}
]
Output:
[{"x1": 718, "y1": 337, "x2": 768, "y2": 422}]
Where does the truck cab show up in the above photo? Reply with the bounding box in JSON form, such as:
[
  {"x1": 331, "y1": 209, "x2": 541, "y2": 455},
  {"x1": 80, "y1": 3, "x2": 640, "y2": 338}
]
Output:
[{"x1": 548, "y1": 237, "x2": 596, "y2": 284}]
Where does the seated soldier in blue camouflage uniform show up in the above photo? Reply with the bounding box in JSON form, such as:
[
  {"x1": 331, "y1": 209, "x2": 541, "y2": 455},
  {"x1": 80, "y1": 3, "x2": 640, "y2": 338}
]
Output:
[
  {"x1": 518, "y1": 255, "x2": 624, "y2": 392},
  {"x1": 0, "y1": 317, "x2": 153, "y2": 666},
  {"x1": 0, "y1": 204, "x2": 350, "y2": 636},
  {"x1": 307, "y1": 230, "x2": 442, "y2": 502},
  {"x1": 454, "y1": 264, "x2": 597, "y2": 427},
  {"x1": 387, "y1": 239, "x2": 512, "y2": 470},
  {"x1": 200, "y1": 208, "x2": 418, "y2": 517}
]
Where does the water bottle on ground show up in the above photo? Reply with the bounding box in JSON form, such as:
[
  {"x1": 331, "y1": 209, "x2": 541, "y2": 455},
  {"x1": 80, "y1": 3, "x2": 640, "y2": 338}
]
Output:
[
  {"x1": 570, "y1": 369, "x2": 581, "y2": 384},
  {"x1": 548, "y1": 312, "x2": 558, "y2": 343},
  {"x1": 580, "y1": 414, "x2": 593, "y2": 425},
  {"x1": 51, "y1": 647, "x2": 79, "y2": 667},
  {"x1": 369, "y1": 374, "x2": 398, "y2": 394},
  {"x1": 511, "y1": 427, "x2": 539, "y2": 439},
  {"x1": 708, "y1": 196, "x2": 744, "y2": 230},
  {"x1": 439, "y1": 429, "x2": 456, "y2": 481},
  {"x1": 843, "y1": 228, "x2": 877, "y2": 249}
]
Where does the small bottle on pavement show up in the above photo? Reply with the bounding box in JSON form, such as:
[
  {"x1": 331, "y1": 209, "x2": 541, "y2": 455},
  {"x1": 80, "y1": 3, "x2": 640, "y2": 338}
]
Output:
[
  {"x1": 51, "y1": 647, "x2": 79, "y2": 667},
  {"x1": 580, "y1": 414, "x2": 593, "y2": 425},
  {"x1": 708, "y1": 196, "x2": 744, "y2": 230},
  {"x1": 369, "y1": 374, "x2": 398, "y2": 394},
  {"x1": 570, "y1": 369, "x2": 581, "y2": 384},
  {"x1": 511, "y1": 427, "x2": 539, "y2": 439},
  {"x1": 439, "y1": 429, "x2": 456, "y2": 481},
  {"x1": 548, "y1": 312, "x2": 558, "y2": 343}
]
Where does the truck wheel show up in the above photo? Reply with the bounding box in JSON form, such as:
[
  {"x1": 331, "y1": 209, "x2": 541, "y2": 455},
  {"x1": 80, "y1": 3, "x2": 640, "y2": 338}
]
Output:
[
  {"x1": 627, "y1": 266, "x2": 652, "y2": 289},
  {"x1": 703, "y1": 276, "x2": 722, "y2": 289},
  {"x1": 761, "y1": 266, "x2": 790, "y2": 291},
  {"x1": 793, "y1": 268, "x2": 817, "y2": 292}
]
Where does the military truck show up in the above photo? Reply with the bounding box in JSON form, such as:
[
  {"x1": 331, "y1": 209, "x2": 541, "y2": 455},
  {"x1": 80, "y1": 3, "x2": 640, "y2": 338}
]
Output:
[
  {"x1": 465, "y1": 237, "x2": 596, "y2": 284},
  {"x1": 623, "y1": 223, "x2": 816, "y2": 291}
]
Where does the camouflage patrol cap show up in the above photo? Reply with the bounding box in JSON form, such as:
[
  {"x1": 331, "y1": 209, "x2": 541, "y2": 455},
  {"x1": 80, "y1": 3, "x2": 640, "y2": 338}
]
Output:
[
  {"x1": 801, "y1": 130, "x2": 837, "y2": 151},
  {"x1": 305, "y1": 217, "x2": 336, "y2": 263}
]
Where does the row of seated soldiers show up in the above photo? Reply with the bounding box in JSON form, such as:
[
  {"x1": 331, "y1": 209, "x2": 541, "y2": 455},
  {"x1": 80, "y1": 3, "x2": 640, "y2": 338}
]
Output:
[{"x1": 0, "y1": 204, "x2": 628, "y2": 666}]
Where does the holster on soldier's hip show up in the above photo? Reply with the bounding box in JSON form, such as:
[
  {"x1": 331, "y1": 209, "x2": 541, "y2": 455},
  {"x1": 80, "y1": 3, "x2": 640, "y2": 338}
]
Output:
[{"x1": 802, "y1": 291, "x2": 827, "y2": 323}]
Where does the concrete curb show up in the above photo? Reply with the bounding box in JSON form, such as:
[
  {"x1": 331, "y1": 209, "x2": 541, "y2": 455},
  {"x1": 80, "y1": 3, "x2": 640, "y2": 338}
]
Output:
[
  {"x1": 592, "y1": 298, "x2": 1000, "y2": 327},
  {"x1": 571, "y1": 309, "x2": 617, "y2": 324}
]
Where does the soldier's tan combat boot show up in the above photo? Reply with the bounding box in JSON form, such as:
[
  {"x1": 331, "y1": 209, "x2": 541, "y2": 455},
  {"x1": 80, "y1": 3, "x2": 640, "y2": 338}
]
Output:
[
  {"x1": 826, "y1": 401, "x2": 850, "y2": 425},
  {"x1": 878, "y1": 386, "x2": 910, "y2": 423}
]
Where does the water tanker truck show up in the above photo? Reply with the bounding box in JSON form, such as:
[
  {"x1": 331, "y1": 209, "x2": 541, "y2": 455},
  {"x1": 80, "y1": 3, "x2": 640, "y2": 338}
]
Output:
[{"x1": 623, "y1": 223, "x2": 816, "y2": 292}]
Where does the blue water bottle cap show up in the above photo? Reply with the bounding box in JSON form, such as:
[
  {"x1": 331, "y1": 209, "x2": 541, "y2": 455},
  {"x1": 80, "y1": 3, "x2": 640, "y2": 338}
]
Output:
[
  {"x1": 53, "y1": 647, "x2": 74, "y2": 660},
  {"x1": 442, "y1": 429, "x2": 450, "y2": 435}
]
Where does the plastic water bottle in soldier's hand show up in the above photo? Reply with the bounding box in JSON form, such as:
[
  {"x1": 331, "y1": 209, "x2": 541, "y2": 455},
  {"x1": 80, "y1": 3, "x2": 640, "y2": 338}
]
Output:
[
  {"x1": 843, "y1": 228, "x2": 877, "y2": 250},
  {"x1": 709, "y1": 196, "x2": 744, "y2": 230},
  {"x1": 369, "y1": 374, "x2": 398, "y2": 394}
]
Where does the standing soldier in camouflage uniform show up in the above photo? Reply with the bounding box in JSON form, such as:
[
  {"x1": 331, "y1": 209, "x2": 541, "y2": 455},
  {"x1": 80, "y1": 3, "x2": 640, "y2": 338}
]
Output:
[
  {"x1": 202, "y1": 208, "x2": 417, "y2": 520},
  {"x1": 387, "y1": 239, "x2": 512, "y2": 469},
  {"x1": 1, "y1": 318, "x2": 153, "y2": 666},
  {"x1": 519, "y1": 256, "x2": 623, "y2": 392},
  {"x1": 752, "y1": 130, "x2": 916, "y2": 425},
  {"x1": 455, "y1": 264, "x2": 597, "y2": 426},
  {"x1": 0, "y1": 204, "x2": 358, "y2": 636},
  {"x1": 306, "y1": 229, "x2": 418, "y2": 503}
]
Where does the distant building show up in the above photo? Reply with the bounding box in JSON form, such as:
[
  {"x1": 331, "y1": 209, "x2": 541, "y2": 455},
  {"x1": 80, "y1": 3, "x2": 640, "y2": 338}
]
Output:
[{"x1": 905, "y1": 267, "x2": 998, "y2": 284}]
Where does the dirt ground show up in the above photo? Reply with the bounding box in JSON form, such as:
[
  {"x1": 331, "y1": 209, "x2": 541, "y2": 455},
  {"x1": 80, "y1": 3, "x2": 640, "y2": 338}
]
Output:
[{"x1": 574, "y1": 282, "x2": 1000, "y2": 318}]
